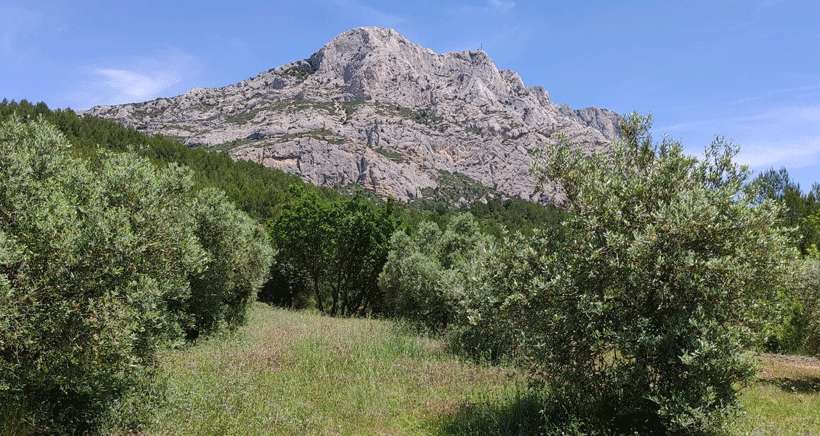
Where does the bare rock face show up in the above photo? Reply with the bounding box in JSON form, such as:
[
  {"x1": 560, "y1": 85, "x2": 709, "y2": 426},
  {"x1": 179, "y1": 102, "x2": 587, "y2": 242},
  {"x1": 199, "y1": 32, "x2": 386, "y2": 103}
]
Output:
[{"x1": 88, "y1": 27, "x2": 620, "y2": 203}]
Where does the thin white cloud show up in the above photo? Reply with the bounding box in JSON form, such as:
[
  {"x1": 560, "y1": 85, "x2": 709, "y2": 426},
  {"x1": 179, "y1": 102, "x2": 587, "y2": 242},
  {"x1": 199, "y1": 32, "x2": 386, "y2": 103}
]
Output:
[
  {"x1": 487, "y1": 0, "x2": 516, "y2": 11},
  {"x1": 658, "y1": 104, "x2": 820, "y2": 170},
  {"x1": 737, "y1": 137, "x2": 820, "y2": 169},
  {"x1": 92, "y1": 68, "x2": 181, "y2": 102},
  {"x1": 729, "y1": 83, "x2": 820, "y2": 106},
  {"x1": 70, "y1": 49, "x2": 200, "y2": 109}
]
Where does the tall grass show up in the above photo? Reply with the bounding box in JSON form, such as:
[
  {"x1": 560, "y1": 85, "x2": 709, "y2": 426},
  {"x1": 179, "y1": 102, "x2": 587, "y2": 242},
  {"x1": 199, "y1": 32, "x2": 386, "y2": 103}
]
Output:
[{"x1": 106, "y1": 304, "x2": 820, "y2": 435}]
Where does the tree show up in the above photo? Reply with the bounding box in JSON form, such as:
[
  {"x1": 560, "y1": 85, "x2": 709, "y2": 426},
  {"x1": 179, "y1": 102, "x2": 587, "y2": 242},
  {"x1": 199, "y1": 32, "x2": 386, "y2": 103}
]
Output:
[
  {"x1": 513, "y1": 113, "x2": 797, "y2": 433},
  {"x1": 269, "y1": 187, "x2": 335, "y2": 312},
  {"x1": 187, "y1": 188, "x2": 274, "y2": 338},
  {"x1": 0, "y1": 117, "x2": 273, "y2": 433},
  {"x1": 0, "y1": 118, "x2": 201, "y2": 432},
  {"x1": 327, "y1": 195, "x2": 397, "y2": 315},
  {"x1": 795, "y1": 247, "x2": 820, "y2": 354},
  {"x1": 749, "y1": 168, "x2": 820, "y2": 252},
  {"x1": 379, "y1": 213, "x2": 493, "y2": 331},
  {"x1": 268, "y1": 188, "x2": 397, "y2": 316}
]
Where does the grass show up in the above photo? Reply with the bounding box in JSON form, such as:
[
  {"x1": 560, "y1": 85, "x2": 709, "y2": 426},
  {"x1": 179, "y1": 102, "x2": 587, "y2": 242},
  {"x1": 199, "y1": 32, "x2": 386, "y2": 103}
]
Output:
[
  {"x1": 730, "y1": 354, "x2": 820, "y2": 434},
  {"x1": 117, "y1": 304, "x2": 820, "y2": 435},
  {"x1": 123, "y1": 304, "x2": 522, "y2": 435}
]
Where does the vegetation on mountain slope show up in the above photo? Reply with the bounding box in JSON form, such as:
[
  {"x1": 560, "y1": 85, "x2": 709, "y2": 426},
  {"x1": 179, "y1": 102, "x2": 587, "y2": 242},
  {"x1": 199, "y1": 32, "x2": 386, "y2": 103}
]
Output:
[{"x1": 0, "y1": 100, "x2": 564, "y2": 233}]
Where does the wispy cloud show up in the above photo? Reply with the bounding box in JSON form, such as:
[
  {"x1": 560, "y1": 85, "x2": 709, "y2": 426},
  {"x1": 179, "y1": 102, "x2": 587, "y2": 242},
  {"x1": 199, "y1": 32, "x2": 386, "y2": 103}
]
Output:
[
  {"x1": 729, "y1": 82, "x2": 820, "y2": 106},
  {"x1": 92, "y1": 68, "x2": 182, "y2": 102},
  {"x1": 657, "y1": 104, "x2": 820, "y2": 170},
  {"x1": 70, "y1": 49, "x2": 200, "y2": 109},
  {"x1": 737, "y1": 136, "x2": 820, "y2": 169},
  {"x1": 487, "y1": 0, "x2": 516, "y2": 11}
]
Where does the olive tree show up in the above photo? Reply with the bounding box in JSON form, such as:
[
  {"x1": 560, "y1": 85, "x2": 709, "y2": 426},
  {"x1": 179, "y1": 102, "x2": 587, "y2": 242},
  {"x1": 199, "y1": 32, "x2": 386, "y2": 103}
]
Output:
[
  {"x1": 0, "y1": 117, "x2": 273, "y2": 433},
  {"x1": 379, "y1": 214, "x2": 492, "y2": 331},
  {"x1": 187, "y1": 188, "x2": 274, "y2": 338},
  {"x1": 797, "y1": 247, "x2": 820, "y2": 354},
  {"x1": 516, "y1": 114, "x2": 797, "y2": 433},
  {"x1": 0, "y1": 119, "x2": 203, "y2": 432}
]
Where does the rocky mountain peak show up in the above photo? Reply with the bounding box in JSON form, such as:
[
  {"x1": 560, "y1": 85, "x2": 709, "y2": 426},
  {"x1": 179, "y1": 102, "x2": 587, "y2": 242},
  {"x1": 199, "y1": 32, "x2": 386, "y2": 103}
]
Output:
[{"x1": 88, "y1": 27, "x2": 621, "y2": 204}]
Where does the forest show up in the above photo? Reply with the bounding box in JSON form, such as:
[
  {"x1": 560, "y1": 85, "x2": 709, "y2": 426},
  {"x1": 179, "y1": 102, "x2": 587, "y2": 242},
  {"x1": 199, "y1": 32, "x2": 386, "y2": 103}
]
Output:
[{"x1": 1, "y1": 101, "x2": 819, "y2": 434}]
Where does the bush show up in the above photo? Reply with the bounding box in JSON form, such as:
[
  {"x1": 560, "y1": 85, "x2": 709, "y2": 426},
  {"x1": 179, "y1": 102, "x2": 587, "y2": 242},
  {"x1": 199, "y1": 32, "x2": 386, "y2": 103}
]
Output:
[
  {"x1": 797, "y1": 248, "x2": 820, "y2": 354},
  {"x1": 0, "y1": 117, "x2": 272, "y2": 432},
  {"x1": 187, "y1": 188, "x2": 274, "y2": 338},
  {"x1": 379, "y1": 214, "x2": 493, "y2": 331},
  {"x1": 454, "y1": 229, "x2": 558, "y2": 363},
  {"x1": 501, "y1": 113, "x2": 797, "y2": 433},
  {"x1": 268, "y1": 187, "x2": 397, "y2": 316}
]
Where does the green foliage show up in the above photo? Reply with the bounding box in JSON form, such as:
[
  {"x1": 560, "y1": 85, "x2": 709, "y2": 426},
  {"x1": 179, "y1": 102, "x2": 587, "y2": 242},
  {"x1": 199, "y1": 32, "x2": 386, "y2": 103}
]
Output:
[
  {"x1": 0, "y1": 117, "x2": 272, "y2": 433},
  {"x1": 379, "y1": 214, "x2": 493, "y2": 331},
  {"x1": 187, "y1": 188, "x2": 274, "y2": 338},
  {"x1": 267, "y1": 187, "x2": 397, "y2": 316},
  {"x1": 747, "y1": 170, "x2": 820, "y2": 354},
  {"x1": 453, "y1": 229, "x2": 557, "y2": 363},
  {"x1": 396, "y1": 106, "x2": 443, "y2": 127},
  {"x1": 418, "y1": 170, "x2": 495, "y2": 206},
  {"x1": 375, "y1": 146, "x2": 404, "y2": 162},
  {"x1": 749, "y1": 168, "x2": 820, "y2": 253},
  {"x1": 0, "y1": 99, "x2": 312, "y2": 220},
  {"x1": 466, "y1": 197, "x2": 565, "y2": 237},
  {"x1": 795, "y1": 250, "x2": 820, "y2": 354},
  {"x1": 498, "y1": 113, "x2": 799, "y2": 433},
  {"x1": 0, "y1": 100, "x2": 563, "y2": 245}
]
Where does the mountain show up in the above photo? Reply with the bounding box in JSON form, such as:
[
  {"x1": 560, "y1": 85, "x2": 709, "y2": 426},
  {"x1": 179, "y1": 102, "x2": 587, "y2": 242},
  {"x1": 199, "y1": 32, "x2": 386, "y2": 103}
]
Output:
[{"x1": 88, "y1": 27, "x2": 620, "y2": 204}]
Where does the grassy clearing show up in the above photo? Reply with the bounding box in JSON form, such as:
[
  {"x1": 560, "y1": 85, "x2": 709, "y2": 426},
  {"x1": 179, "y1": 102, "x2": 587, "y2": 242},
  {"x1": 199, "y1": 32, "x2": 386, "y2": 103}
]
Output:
[
  {"x1": 730, "y1": 354, "x2": 820, "y2": 434},
  {"x1": 120, "y1": 304, "x2": 820, "y2": 435}
]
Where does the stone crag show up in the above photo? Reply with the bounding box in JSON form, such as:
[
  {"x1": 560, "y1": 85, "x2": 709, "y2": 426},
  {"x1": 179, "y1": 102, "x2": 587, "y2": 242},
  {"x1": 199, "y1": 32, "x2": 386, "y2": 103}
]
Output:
[{"x1": 89, "y1": 27, "x2": 620, "y2": 204}]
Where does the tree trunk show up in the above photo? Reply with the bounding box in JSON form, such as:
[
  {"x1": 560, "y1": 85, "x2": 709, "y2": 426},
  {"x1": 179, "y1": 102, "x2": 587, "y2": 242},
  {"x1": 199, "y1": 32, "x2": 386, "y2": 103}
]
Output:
[{"x1": 313, "y1": 274, "x2": 324, "y2": 313}]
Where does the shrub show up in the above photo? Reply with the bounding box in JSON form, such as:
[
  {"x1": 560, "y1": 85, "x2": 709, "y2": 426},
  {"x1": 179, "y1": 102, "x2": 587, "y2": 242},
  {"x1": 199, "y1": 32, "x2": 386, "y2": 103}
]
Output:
[
  {"x1": 0, "y1": 117, "x2": 272, "y2": 432},
  {"x1": 797, "y1": 248, "x2": 820, "y2": 354},
  {"x1": 187, "y1": 188, "x2": 274, "y2": 338},
  {"x1": 268, "y1": 187, "x2": 397, "y2": 316},
  {"x1": 454, "y1": 229, "x2": 557, "y2": 363},
  {"x1": 379, "y1": 214, "x2": 493, "y2": 331},
  {"x1": 0, "y1": 118, "x2": 200, "y2": 432},
  {"x1": 509, "y1": 113, "x2": 797, "y2": 433}
]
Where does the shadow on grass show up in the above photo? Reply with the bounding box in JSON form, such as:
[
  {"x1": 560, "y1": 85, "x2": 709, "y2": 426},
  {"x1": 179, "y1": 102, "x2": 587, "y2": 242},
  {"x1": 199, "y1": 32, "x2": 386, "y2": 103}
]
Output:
[
  {"x1": 435, "y1": 386, "x2": 668, "y2": 435},
  {"x1": 436, "y1": 390, "x2": 546, "y2": 436},
  {"x1": 763, "y1": 377, "x2": 820, "y2": 393}
]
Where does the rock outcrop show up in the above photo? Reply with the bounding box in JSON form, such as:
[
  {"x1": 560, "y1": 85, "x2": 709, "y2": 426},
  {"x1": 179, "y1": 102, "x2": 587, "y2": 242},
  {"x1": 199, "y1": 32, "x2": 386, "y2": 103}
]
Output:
[{"x1": 88, "y1": 27, "x2": 620, "y2": 203}]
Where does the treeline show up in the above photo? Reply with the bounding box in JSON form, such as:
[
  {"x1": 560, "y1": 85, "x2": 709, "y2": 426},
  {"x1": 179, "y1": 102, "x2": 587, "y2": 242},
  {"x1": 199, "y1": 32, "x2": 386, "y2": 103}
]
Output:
[
  {"x1": 749, "y1": 167, "x2": 820, "y2": 253},
  {"x1": 747, "y1": 168, "x2": 820, "y2": 354},
  {"x1": 264, "y1": 186, "x2": 398, "y2": 315}
]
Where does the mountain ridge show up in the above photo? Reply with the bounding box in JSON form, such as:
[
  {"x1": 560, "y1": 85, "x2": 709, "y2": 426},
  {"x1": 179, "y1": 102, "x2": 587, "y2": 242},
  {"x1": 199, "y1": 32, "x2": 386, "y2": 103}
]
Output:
[{"x1": 88, "y1": 27, "x2": 620, "y2": 203}]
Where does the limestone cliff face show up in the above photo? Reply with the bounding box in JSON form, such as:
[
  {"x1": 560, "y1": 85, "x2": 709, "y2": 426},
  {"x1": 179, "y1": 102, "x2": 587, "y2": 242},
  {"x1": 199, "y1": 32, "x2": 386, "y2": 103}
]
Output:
[{"x1": 88, "y1": 27, "x2": 620, "y2": 203}]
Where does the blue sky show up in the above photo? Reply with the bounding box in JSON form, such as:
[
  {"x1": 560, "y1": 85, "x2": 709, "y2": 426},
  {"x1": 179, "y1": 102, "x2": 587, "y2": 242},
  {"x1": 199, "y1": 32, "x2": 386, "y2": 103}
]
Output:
[{"x1": 2, "y1": 0, "x2": 819, "y2": 188}]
